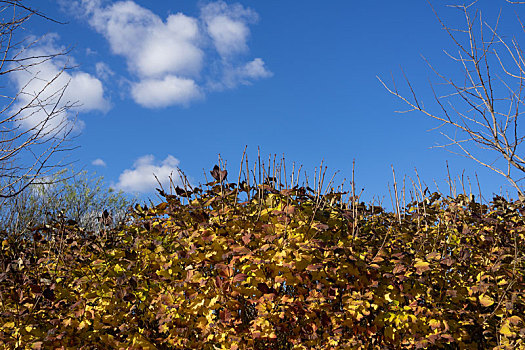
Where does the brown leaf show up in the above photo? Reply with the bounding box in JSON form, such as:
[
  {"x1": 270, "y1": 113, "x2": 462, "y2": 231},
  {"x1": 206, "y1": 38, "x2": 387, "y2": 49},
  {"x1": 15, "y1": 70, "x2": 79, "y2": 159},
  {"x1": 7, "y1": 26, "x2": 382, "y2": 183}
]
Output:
[
  {"x1": 29, "y1": 284, "x2": 42, "y2": 294},
  {"x1": 252, "y1": 331, "x2": 262, "y2": 339},
  {"x1": 440, "y1": 334, "x2": 454, "y2": 342},
  {"x1": 232, "y1": 273, "x2": 248, "y2": 283},
  {"x1": 175, "y1": 186, "x2": 191, "y2": 197},
  {"x1": 217, "y1": 264, "x2": 234, "y2": 278},
  {"x1": 371, "y1": 256, "x2": 384, "y2": 263},
  {"x1": 283, "y1": 205, "x2": 295, "y2": 215},
  {"x1": 393, "y1": 264, "x2": 406, "y2": 274},
  {"x1": 440, "y1": 257, "x2": 454, "y2": 266},
  {"x1": 232, "y1": 246, "x2": 251, "y2": 255},
  {"x1": 280, "y1": 189, "x2": 295, "y2": 196},
  {"x1": 42, "y1": 288, "x2": 55, "y2": 301},
  {"x1": 313, "y1": 223, "x2": 330, "y2": 231},
  {"x1": 220, "y1": 309, "x2": 232, "y2": 322},
  {"x1": 156, "y1": 202, "x2": 168, "y2": 211},
  {"x1": 241, "y1": 233, "x2": 252, "y2": 245},
  {"x1": 210, "y1": 165, "x2": 227, "y2": 182},
  {"x1": 414, "y1": 260, "x2": 431, "y2": 274},
  {"x1": 31, "y1": 342, "x2": 43, "y2": 350},
  {"x1": 306, "y1": 264, "x2": 323, "y2": 271},
  {"x1": 426, "y1": 251, "x2": 441, "y2": 261},
  {"x1": 508, "y1": 316, "x2": 522, "y2": 325},
  {"x1": 257, "y1": 282, "x2": 273, "y2": 294},
  {"x1": 215, "y1": 275, "x2": 224, "y2": 290}
]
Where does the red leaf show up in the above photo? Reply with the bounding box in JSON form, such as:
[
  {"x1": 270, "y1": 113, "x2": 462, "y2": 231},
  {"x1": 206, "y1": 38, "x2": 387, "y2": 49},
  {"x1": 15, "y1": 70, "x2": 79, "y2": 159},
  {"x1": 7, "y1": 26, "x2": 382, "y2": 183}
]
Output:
[
  {"x1": 241, "y1": 233, "x2": 252, "y2": 245},
  {"x1": 257, "y1": 282, "x2": 271, "y2": 294},
  {"x1": 232, "y1": 246, "x2": 251, "y2": 255},
  {"x1": 306, "y1": 264, "x2": 323, "y2": 272},
  {"x1": 232, "y1": 273, "x2": 248, "y2": 283}
]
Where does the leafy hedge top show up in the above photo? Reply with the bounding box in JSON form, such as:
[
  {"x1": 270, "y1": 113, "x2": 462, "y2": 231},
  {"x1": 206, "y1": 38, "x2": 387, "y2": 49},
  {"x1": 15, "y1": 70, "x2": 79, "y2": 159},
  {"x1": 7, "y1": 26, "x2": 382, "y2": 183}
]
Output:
[{"x1": 1, "y1": 170, "x2": 524, "y2": 349}]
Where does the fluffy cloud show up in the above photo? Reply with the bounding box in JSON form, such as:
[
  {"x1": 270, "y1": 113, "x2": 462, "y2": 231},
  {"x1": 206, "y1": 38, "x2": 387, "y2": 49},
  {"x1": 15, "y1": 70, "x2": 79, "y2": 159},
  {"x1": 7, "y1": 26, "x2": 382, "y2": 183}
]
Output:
[
  {"x1": 77, "y1": 0, "x2": 271, "y2": 108},
  {"x1": 200, "y1": 1, "x2": 258, "y2": 58},
  {"x1": 131, "y1": 76, "x2": 201, "y2": 108},
  {"x1": 241, "y1": 58, "x2": 273, "y2": 79},
  {"x1": 87, "y1": 2, "x2": 203, "y2": 79},
  {"x1": 219, "y1": 58, "x2": 273, "y2": 89},
  {"x1": 9, "y1": 36, "x2": 109, "y2": 133},
  {"x1": 116, "y1": 155, "x2": 181, "y2": 193},
  {"x1": 92, "y1": 158, "x2": 106, "y2": 166}
]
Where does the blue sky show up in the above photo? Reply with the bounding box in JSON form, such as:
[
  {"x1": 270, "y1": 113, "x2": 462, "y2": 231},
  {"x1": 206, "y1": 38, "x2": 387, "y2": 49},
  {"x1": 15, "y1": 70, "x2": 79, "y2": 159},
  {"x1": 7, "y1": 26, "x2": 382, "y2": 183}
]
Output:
[{"x1": 16, "y1": 0, "x2": 525, "y2": 204}]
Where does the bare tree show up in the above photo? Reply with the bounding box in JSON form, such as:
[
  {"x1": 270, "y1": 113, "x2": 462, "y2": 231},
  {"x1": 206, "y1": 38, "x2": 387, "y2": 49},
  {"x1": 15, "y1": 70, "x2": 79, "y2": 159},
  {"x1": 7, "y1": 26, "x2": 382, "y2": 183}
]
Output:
[
  {"x1": 379, "y1": 1, "x2": 525, "y2": 196},
  {"x1": 0, "y1": 0, "x2": 77, "y2": 199}
]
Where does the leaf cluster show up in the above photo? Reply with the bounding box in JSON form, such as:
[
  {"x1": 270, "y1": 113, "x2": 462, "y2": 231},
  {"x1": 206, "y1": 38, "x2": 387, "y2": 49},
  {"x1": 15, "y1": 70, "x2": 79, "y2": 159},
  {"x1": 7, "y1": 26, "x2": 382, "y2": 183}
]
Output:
[{"x1": 1, "y1": 170, "x2": 524, "y2": 349}]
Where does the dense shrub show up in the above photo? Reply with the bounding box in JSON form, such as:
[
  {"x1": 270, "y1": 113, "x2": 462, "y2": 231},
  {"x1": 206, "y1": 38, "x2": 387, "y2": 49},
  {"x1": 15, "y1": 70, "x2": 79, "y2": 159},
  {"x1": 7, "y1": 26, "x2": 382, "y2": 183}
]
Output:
[
  {"x1": 0, "y1": 168, "x2": 524, "y2": 349},
  {"x1": 0, "y1": 169, "x2": 133, "y2": 236}
]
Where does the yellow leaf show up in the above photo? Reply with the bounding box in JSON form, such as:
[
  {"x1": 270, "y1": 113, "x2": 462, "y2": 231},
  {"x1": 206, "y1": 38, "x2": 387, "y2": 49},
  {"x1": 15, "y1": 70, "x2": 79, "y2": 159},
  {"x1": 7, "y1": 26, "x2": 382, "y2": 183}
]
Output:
[
  {"x1": 479, "y1": 294, "x2": 494, "y2": 307},
  {"x1": 414, "y1": 259, "x2": 430, "y2": 274},
  {"x1": 114, "y1": 264, "x2": 125, "y2": 274},
  {"x1": 425, "y1": 252, "x2": 441, "y2": 261},
  {"x1": 275, "y1": 276, "x2": 285, "y2": 283},
  {"x1": 497, "y1": 278, "x2": 508, "y2": 286},
  {"x1": 208, "y1": 296, "x2": 219, "y2": 308},
  {"x1": 429, "y1": 319, "x2": 441, "y2": 329},
  {"x1": 78, "y1": 320, "x2": 89, "y2": 330},
  {"x1": 499, "y1": 324, "x2": 514, "y2": 336},
  {"x1": 196, "y1": 316, "x2": 207, "y2": 329},
  {"x1": 132, "y1": 335, "x2": 155, "y2": 348},
  {"x1": 281, "y1": 295, "x2": 294, "y2": 303}
]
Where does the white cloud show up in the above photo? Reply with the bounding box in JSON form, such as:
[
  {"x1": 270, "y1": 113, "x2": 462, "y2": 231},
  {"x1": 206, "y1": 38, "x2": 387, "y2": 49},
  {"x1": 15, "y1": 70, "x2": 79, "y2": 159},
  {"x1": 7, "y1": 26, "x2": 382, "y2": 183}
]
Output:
[
  {"x1": 76, "y1": 0, "x2": 271, "y2": 108},
  {"x1": 92, "y1": 158, "x2": 106, "y2": 166},
  {"x1": 9, "y1": 35, "x2": 109, "y2": 133},
  {"x1": 218, "y1": 58, "x2": 273, "y2": 89},
  {"x1": 131, "y1": 75, "x2": 201, "y2": 108},
  {"x1": 241, "y1": 58, "x2": 273, "y2": 79},
  {"x1": 116, "y1": 155, "x2": 181, "y2": 193},
  {"x1": 86, "y1": 2, "x2": 203, "y2": 79},
  {"x1": 200, "y1": 1, "x2": 258, "y2": 58},
  {"x1": 95, "y1": 62, "x2": 114, "y2": 80},
  {"x1": 68, "y1": 72, "x2": 109, "y2": 112},
  {"x1": 136, "y1": 13, "x2": 202, "y2": 78}
]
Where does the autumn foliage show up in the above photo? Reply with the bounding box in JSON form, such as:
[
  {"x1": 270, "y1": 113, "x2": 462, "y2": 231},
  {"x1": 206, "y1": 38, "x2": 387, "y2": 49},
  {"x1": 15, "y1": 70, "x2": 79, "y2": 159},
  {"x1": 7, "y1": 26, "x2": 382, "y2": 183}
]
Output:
[{"x1": 1, "y1": 166, "x2": 525, "y2": 349}]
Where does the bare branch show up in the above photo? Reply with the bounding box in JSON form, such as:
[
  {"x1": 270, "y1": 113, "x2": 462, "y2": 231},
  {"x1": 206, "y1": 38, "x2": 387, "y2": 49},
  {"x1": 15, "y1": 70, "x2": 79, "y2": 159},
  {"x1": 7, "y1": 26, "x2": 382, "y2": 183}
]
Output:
[
  {"x1": 0, "y1": 1, "x2": 77, "y2": 198},
  {"x1": 380, "y1": 1, "x2": 525, "y2": 196}
]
